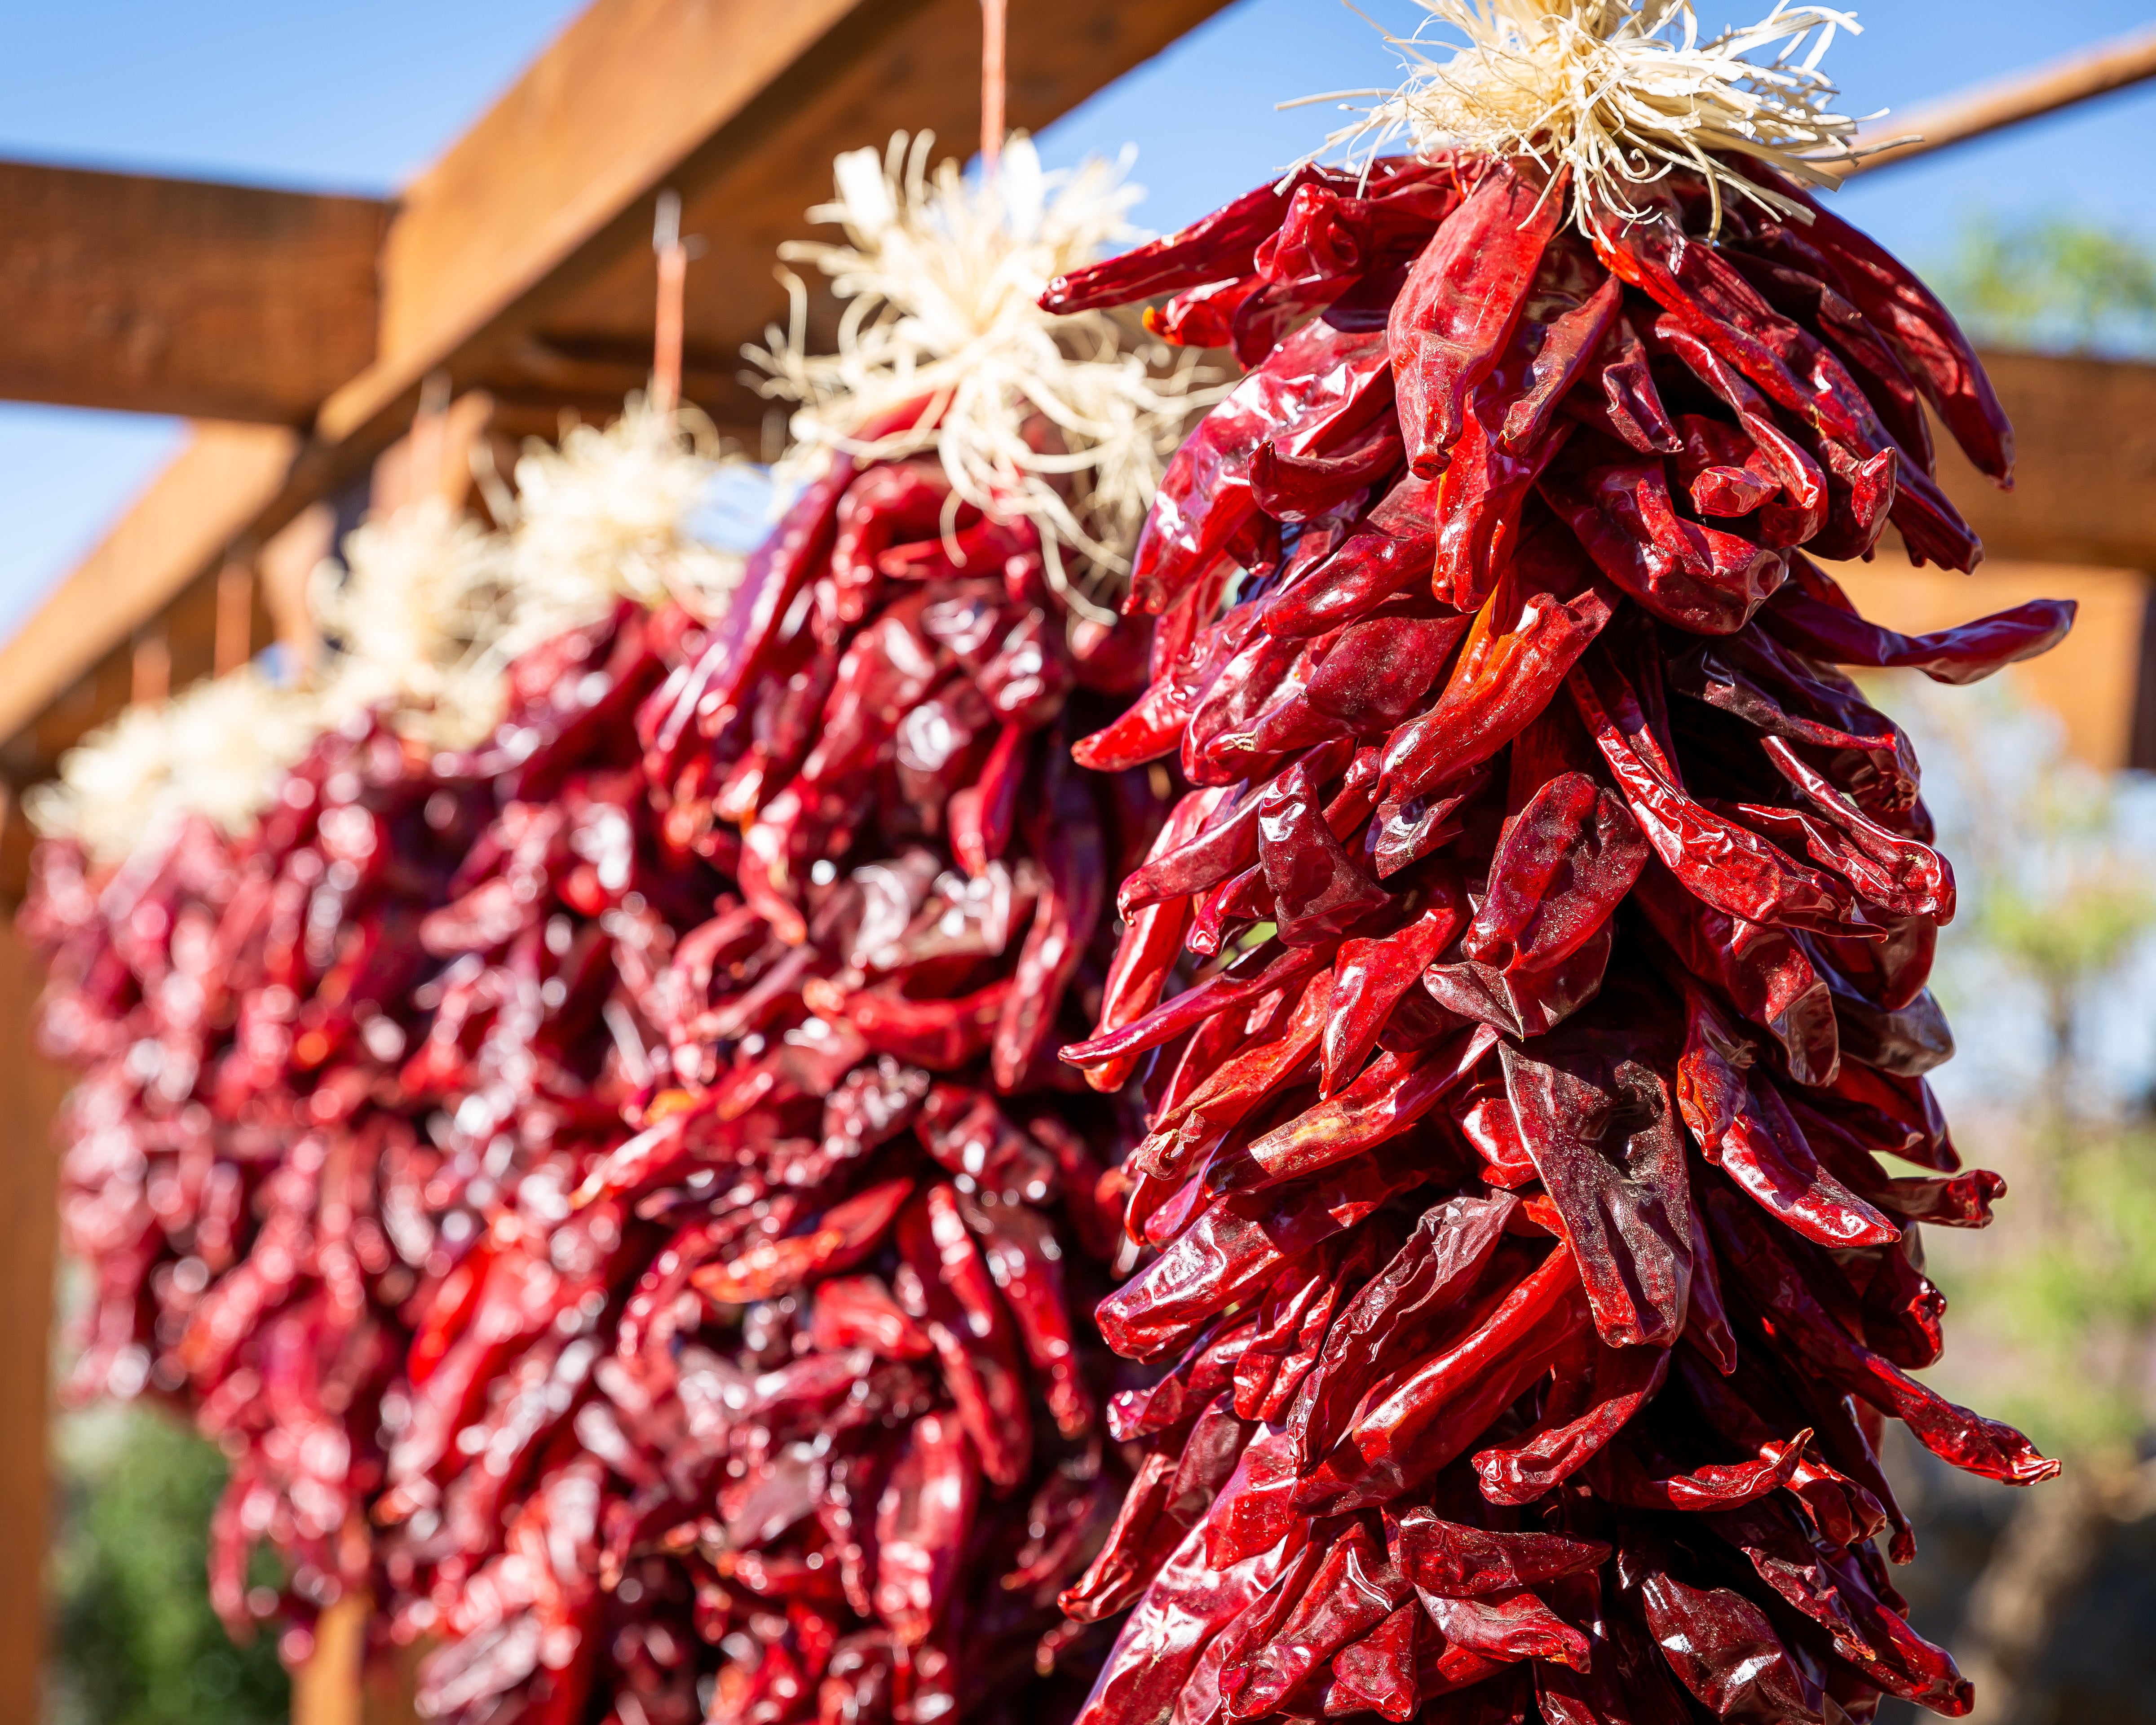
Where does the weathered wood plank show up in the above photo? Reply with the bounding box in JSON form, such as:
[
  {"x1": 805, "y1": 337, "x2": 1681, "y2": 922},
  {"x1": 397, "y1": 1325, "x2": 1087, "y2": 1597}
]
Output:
[
  {"x1": 0, "y1": 162, "x2": 384, "y2": 422},
  {"x1": 1945, "y1": 351, "x2": 2156, "y2": 574},
  {"x1": 322, "y1": 0, "x2": 1235, "y2": 443}
]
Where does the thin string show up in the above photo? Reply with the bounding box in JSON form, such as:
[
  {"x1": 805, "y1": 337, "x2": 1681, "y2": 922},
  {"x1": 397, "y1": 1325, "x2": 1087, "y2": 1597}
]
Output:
[
  {"x1": 214, "y1": 562, "x2": 254, "y2": 677},
  {"x1": 407, "y1": 370, "x2": 452, "y2": 512},
  {"x1": 981, "y1": 0, "x2": 1006, "y2": 172},
  {"x1": 131, "y1": 632, "x2": 171, "y2": 707},
  {"x1": 653, "y1": 189, "x2": 688, "y2": 414}
]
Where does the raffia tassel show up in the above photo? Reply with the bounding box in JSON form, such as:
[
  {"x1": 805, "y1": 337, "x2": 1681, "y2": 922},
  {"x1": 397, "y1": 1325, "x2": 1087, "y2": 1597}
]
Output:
[
  {"x1": 747, "y1": 130, "x2": 1214, "y2": 620},
  {"x1": 310, "y1": 496, "x2": 517, "y2": 752},
  {"x1": 26, "y1": 665, "x2": 320, "y2": 867},
  {"x1": 1299, "y1": 0, "x2": 1880, "y2": 231},
  {"x1": 504, "y1": 393, "x2": 746, "y2": 646}
]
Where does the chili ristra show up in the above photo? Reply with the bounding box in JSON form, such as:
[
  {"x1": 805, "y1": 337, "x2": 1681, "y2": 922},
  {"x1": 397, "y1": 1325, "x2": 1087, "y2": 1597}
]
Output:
[
  {"x1": 367, "y1": 466, "x2": 1164, "y2": 1719},
  {"x1": 29, "y1": 509, "x2": 1161, "y2": 1724},
  {"x1": 1042, "y1": 122, "x2": 2066, "y2": 1725}
]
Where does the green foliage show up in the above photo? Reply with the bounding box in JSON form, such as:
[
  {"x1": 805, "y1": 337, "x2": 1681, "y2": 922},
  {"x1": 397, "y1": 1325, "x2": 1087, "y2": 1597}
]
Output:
[
  {"x1": 1897, "y1": 680, "x2": 2156, "y2": 1457},
  {"x1": 1943, "y1": 1126, "x2": 2156, "y2": 1454},
  {"x1": 1979, "y1": 875, "x2": 2156, "y2": 1006},
  {"x1": 1931, "y1": 212, "x2": 2156, "y2": 358},
  {"x1": 48, "y1": 1404, "x2": 288, "y2": 1725}
]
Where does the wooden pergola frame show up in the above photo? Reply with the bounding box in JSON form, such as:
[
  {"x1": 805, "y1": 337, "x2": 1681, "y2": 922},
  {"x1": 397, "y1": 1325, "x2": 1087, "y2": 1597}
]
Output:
[{"x1": 0, "y1": 7, "x2": 2154, "y2": 1721}]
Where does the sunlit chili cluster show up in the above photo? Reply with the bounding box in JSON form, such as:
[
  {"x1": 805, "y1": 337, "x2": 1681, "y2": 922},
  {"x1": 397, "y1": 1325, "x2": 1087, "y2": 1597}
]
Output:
[
  {"x1": 1037, "y1": 154, "x2": 2073, "y2": 1725},
  {"x1": 497, "y1": 444, "x2": 1169, "y2": 1725},
  {"x1": 27, "y1": 424, "x2": 1165, "y2": 1721},
  {"x1": 24, "y1": 714, "x2": 495, "y2": 1663},
  {"x1": 359, "y1": 445, "x2": 1171, "y2": 1722}
]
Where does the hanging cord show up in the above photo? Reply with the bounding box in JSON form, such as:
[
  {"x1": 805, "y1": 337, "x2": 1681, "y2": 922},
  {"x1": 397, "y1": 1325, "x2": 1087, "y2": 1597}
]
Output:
[
  {"x1": 980, "y1": 0, "x2": 1126, "y2": 631},
  {"x1": 131, "y1": 632, "x2": 170, "y2": 707},
  {"x1": 981, "y1": 0, "x2": 1006, "y2": 172},
  {"x1": 214, "y1": 562, "x2": 255, "y2": 676},
  {"x1": 653, "y1": 189, "x2": 689, "y2": 414},
  {"x1": 407, "y1": 369, "x2": 453, "y2": 512}
]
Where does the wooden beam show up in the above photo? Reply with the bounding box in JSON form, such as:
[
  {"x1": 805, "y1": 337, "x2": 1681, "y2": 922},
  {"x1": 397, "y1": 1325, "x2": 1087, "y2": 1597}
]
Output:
[
  {"x1": 0, "y1": 162, "x2": 384, "y2": 422},
  {"x1": 0, "y1": 0, "x2": 1237, "y2": 774},
  {"x1": 522, "y1": 0, "x2": 1230, "y2": 426},
  {"x1": 1944, "y1": 351, "x2": 2156, "y2": 573},
  {"x1": 1851, "y1": 23, "x2": 2156, "y2": 174},
  {"x1": 0, "y1": 423, "x2": 297, "y2": 750},
  {"x1": 314, "y1": 0, "x2": 1234, "y2": 449}
]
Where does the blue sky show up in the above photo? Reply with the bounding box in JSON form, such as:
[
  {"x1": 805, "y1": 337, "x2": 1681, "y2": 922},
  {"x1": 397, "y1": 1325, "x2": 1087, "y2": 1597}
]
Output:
[
  {"x1": 2, "y1": 0, "x2": 2153, "y2": 639},
  {"x1": 0, "y1": 0, "x2": 588, "y2": 638}
]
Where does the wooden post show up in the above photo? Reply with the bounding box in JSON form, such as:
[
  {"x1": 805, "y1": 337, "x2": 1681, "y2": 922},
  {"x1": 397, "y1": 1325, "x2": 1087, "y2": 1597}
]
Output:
[
  {"x1": 0, "y1": 912, "x2": 67, "y2": 1725},
  {"x1": 290, "y1": 1595, "x2": 366, "y2": 1725},
  {"x1": 290, "y1": 1592, "x2": 426, "y2": 1725}
]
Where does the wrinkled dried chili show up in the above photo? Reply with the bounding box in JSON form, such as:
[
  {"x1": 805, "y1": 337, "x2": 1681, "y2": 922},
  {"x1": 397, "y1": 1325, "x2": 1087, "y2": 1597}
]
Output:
[{"x1": 1044, "y1": 124, "x2": 2063, "y2": 1725}]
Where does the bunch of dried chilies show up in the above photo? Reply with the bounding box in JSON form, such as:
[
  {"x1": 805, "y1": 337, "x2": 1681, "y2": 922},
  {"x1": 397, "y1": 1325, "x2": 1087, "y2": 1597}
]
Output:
[
  {"x1": 27, "y1": 687, "x2": 475, "y2": 1657},
  {"x1": 27, "y1": 133, "x2": 1187, "y2": 1722},
  {"x1": 24, "y1": 414, "x2": 752, "y2": 1703},
  {"x1": 22, "y1": 5, "x2": 2080, "y2": 1722},
  {"x1": 1028, "y1": 3, "x2": 2071, "y2": 1721}
]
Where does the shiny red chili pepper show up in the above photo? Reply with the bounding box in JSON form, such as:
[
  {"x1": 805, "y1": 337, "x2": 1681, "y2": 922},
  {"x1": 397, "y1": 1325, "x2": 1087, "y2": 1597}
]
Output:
[{"x1": 1042, "y1": 144, "x2": 2061, "y2": 1725}]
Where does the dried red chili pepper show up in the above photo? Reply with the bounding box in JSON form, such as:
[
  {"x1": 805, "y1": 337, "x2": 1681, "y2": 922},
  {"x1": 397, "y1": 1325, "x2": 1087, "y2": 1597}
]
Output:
[
  {"x1": 23, "y1": 597, "x2": 721, "y2": 1696},
  {"x1": 30, "y1": 471, "x2": 1151, "y2": 1722},
  {"x1": 1042, "y1": 133, "x2": 2065, "y2": 1725}
]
